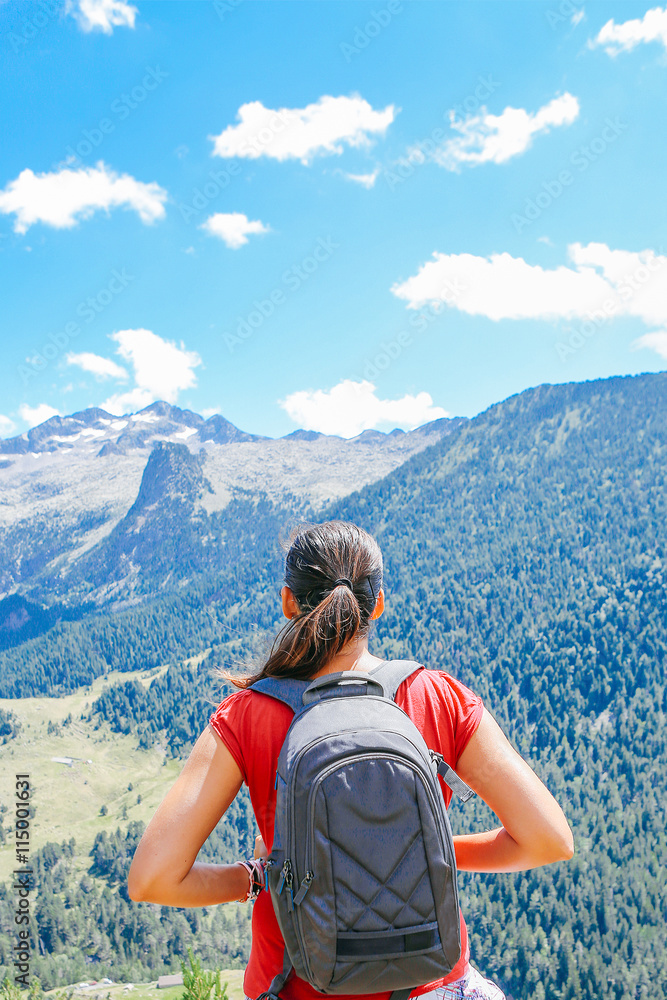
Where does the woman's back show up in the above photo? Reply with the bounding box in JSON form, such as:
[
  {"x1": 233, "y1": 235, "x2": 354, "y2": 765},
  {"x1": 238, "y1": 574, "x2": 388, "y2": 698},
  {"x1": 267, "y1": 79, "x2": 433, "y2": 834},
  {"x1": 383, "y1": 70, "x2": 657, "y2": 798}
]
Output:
[{"x1": 209, "y1": 665, "x2": 484, "y2": 1000}]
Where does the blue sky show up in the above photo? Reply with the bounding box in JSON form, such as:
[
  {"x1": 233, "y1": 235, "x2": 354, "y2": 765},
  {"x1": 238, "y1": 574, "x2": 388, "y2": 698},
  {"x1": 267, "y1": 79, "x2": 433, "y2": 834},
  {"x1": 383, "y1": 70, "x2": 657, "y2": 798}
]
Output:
[{"x1": 1, "y1": 0, "x2": 666, "y2": 439}]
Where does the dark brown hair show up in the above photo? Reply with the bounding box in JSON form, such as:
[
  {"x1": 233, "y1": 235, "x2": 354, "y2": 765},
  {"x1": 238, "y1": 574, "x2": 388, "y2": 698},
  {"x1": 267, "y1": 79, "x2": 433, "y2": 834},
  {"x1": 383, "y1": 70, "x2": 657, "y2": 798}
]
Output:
[{"x1": 230, "y1": 520, "x2": 383, "y2": 689}]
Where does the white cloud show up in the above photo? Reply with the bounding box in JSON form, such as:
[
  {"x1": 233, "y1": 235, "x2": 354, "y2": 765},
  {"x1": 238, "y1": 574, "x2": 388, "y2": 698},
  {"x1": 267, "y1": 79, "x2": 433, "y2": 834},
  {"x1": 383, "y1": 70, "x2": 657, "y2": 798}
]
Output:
[
  {"x1": 101, "y1": 386, "x2": 155, "y2": 414},
  {"x1": 589, "y1": 5, "x2": 667, "y2": 55},
  {"x1": 200, "y1": 212, "x2": 270, "y2": 249},
  {"x1": 210, "y1": 95, "x2": 396, "y2": 164},
  {"x1": 342, "y1": 167, "x2": 380, "y2": 188},
  {"x1": 202, "y1": 407, "x2": 221, "y2": 418},
  {"x1": 65, "y1": 0, "x2": 138, "y2": 33},
  {"x1": 425, "y1": 93, "x2": 580, "y2": 171},
  {"x1": 632, "y1": 330, "x2": 667, "y2": 358},
  {"x1": 0, "y1": 161, "x2": 167, "y2": 234},
  {"x1": 571, "y1": 10, "x2": 585, "y2": 27},
  {"x1": 66, "y1": 352, "x2": 129, "y2": 380},
  {"x1": 19, "y1": 403, "x2": 61, "y2": 429},
  {"x1": 100, "y1": 329, "x2": 202, "y2": 415},
  {"x1": 392, "y1": 242, "x2": 667, "y2": 354},
  {"x1": 279, "y1": 379, "x2": 448, "y2": 438},
  {"x1": 0, "y1": 414, "x2": 16, "y2": 437},
  {"x1": 392, "y1": 240, "x2": 665, "y2": 315}
]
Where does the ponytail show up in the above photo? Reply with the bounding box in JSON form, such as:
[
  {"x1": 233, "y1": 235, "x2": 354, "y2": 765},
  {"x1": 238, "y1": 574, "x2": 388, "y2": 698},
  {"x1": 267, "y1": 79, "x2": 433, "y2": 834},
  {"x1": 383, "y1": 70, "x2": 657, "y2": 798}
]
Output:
[{"x1": 229, "y1": 521, "x2": 383, "y2": 689}]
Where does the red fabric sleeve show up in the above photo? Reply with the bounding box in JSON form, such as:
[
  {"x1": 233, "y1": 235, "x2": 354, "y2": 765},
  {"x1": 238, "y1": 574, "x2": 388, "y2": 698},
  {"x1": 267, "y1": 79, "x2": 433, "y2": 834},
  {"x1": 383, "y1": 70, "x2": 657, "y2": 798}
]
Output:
[
  {"x1": 208, "y1": 689, "x2": 251, "y2": 785},
  {"x1": 393, "y1": 667, "x2": 484, "y2": 810},
  {"x1": 443, "y1": 672, "x2": 485, "y2": 765}
]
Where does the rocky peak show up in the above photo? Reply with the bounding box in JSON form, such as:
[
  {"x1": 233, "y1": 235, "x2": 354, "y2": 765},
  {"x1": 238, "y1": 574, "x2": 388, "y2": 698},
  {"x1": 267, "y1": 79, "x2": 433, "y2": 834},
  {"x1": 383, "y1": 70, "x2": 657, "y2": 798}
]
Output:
[{"x1": 127, "y1": 441, "x2": 213, "y2": 516}]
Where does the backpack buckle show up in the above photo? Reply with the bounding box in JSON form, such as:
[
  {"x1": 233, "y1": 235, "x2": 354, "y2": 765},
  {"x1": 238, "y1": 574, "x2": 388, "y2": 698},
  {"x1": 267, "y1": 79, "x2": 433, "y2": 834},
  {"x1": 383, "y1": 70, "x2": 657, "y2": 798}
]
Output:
[{"x1": 430, "y1": 750, "x2": 475, "y2": 803}]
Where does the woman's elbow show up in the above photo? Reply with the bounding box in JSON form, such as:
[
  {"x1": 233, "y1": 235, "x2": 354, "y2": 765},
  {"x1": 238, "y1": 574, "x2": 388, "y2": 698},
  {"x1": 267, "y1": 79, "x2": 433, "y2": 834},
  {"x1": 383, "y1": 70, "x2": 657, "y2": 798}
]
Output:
[
  {"x1": 559, "y1": 827, "x2": 575, "y2": 862},
  {"x1": 545, "y1": 824, "x2": 575, "y2": 864},
  {"x1": 127, "y1": 859, "x2": 162, "y2": 903},
  {"x1": 127, "y1": 867, "x2": 149, "y2": 902}
]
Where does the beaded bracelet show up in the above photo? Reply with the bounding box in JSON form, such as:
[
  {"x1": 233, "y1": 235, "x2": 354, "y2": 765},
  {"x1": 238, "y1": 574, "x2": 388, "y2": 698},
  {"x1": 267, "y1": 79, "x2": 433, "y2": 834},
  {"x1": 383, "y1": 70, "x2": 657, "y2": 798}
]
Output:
[{"x1": 237, "y1": 857, "x2": 266, "y2": 903}]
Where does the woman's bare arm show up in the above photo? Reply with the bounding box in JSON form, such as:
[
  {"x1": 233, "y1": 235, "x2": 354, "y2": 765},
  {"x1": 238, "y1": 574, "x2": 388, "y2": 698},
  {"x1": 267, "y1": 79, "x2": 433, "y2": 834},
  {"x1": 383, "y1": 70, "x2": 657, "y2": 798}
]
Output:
[
  {"x1": 452, "y1": 708, "x2": 574, "y2": 872},
  {"x1": 127, "y1": 725, "x2": 249, "y2": 906}
]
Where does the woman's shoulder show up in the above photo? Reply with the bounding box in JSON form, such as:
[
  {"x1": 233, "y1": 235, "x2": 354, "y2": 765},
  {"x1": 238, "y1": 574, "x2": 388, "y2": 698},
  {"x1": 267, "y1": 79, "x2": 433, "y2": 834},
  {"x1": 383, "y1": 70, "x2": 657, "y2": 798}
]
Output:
[
  {"x1": 210, "y1": 683, "x2": 294, "y2": 728},
  {"x1": 404, "y1": 664, "x2": 481, "y2": 700},
  {"x1": 212, "y1": 685, "x2": 253, "y2": 708},
  {"x1": 399, "y1": 666, "x2": 485, "y2": 764},
  {"x1": 400, "y1": 666, "x2": 484, "y2": 728}
]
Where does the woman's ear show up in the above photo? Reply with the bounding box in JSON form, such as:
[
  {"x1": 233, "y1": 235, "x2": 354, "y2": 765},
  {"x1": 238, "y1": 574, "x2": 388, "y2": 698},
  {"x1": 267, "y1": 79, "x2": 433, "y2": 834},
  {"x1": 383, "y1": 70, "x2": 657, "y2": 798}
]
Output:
[
  {"x1": 281, "y1": 585, "x2": 300, "y2": 620},
  {"x1": 370, "y1": 587, "x2": 385, "y2": 621}
]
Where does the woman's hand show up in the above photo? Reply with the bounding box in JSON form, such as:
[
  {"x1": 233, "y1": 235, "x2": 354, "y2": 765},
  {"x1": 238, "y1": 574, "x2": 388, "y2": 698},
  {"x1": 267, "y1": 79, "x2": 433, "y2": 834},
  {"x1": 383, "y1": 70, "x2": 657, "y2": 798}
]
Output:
[
  {"x1": 452, "y1": 708, "x2": 574, "y2": 872},
  {"x1": 127, "y1": 725, "x2": 249, "y2": 906},
  {"x1": 254, "y1": 834, "x2": 268, "y2": 859}
]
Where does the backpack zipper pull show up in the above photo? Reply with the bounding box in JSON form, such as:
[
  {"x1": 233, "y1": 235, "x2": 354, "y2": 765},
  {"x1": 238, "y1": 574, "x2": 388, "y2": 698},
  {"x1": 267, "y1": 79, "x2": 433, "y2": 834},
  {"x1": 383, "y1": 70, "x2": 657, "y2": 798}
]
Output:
[
  {"x1": 284, "y1": 861, "x2": 294, "y2": 912},
  {"x1": 277, "y1": 859, "x2": 290, "y2": 896},
  {"x1": 293, "y1": 871, "x2": 314, "y2": 906},
  {"x1": 263, "y1": 858, "x2": 275, "y2": 892}
]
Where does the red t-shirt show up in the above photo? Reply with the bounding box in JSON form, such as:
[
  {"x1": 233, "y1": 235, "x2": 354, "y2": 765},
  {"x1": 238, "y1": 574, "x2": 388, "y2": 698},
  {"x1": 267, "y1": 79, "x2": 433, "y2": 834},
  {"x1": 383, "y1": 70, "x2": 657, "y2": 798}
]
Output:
[{"x1": 209, "y1": 666, "x2": 484, "y2": 1000}]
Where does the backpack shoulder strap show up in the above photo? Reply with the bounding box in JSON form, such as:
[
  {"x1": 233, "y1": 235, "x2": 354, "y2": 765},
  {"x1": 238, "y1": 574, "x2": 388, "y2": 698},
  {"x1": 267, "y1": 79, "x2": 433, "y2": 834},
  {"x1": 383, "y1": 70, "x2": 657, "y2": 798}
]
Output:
[
  {"x1": 250, "y1": 677, "x2": 309, "y2": 715},
  {"x1": 371, "y1": 659, "x2": 424, "y2": 701},
  {"x1": 251, "y1": 661, "x2": 423, "y2": 712}
]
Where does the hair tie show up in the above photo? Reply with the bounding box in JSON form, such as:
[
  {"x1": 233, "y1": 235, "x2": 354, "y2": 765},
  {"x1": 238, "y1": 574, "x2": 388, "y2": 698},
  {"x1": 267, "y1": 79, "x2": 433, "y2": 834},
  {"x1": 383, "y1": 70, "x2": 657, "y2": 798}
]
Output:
[{"x1": 332, "y1": 577, "x2": 353, "y2": 590}]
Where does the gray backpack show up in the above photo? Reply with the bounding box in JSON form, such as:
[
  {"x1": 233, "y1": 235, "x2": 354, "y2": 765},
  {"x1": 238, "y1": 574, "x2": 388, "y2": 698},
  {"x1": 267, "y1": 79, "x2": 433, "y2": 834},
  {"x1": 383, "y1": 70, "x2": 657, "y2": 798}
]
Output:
[{"x1": 252, "y1": 660, "x2": 474, "y2": 1000}]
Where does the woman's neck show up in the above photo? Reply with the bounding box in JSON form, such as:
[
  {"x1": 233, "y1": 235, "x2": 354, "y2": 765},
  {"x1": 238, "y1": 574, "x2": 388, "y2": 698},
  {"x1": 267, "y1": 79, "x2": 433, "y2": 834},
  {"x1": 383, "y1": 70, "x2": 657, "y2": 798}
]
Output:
[{"x1": 310, "y1": 639, "x2": 384, "y2": 679}]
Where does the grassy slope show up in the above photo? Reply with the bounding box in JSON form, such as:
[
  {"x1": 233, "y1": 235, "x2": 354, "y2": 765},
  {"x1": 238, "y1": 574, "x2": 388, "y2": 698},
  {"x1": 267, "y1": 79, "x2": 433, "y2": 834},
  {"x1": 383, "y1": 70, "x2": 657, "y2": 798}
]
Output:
[
  {"x1": 0, "y1": 661, "x2": 208, "y2": 884},
  {"x1": 44, "y1": 973, "x2": 247, "y2": 1000}
]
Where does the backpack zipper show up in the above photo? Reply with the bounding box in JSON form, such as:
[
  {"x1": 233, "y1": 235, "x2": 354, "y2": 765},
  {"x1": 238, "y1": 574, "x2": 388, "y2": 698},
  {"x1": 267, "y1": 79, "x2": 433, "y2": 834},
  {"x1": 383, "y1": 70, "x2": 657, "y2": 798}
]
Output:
[
  {"x1": 277, "y1": 859, "x2": 294, "y2": 910},
  {"x1": 292, "y1": 870, "x2": 314, "y2": 905},
  {"x1": 263, "y1": 858, "x2": 275, "y2": 892}
]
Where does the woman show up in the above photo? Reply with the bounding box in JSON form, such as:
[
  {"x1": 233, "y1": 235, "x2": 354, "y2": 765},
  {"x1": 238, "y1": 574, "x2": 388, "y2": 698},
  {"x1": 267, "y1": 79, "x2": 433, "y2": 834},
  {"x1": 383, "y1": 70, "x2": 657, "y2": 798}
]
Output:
[{"x1": 128, "y1": 521, "x2": 574, "y2": 1000}]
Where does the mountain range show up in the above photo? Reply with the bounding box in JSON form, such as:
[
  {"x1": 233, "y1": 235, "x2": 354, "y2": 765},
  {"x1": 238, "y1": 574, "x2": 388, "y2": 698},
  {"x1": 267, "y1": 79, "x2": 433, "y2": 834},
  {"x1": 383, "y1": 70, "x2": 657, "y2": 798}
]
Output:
[{"x1": 0, "y1": 401, "x2": 462, "y2": 613}]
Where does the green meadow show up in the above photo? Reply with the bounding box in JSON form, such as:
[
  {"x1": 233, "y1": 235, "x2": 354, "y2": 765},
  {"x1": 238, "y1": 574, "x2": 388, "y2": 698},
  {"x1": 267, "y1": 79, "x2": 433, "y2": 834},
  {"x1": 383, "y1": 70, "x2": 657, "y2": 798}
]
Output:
[{"x1": 0, "y1": 664, "x2": 182, "y2": 885}]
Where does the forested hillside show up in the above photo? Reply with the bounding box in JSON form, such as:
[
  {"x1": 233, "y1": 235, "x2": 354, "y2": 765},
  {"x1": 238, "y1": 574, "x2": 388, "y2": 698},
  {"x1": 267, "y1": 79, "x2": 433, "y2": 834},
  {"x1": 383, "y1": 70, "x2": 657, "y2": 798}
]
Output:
[
  {"x1": 0, "y1": 803, "x2": 256, "y2": 985},
  {"x1": 0, "y1": 491, "x2": 291, "y2": 696},
  {"x1": 328, "y1": 372, "x2": 667, "y2": 1000},
  {"x1": 1, "y1": 372, "x2": 665, "y2": 999}
]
